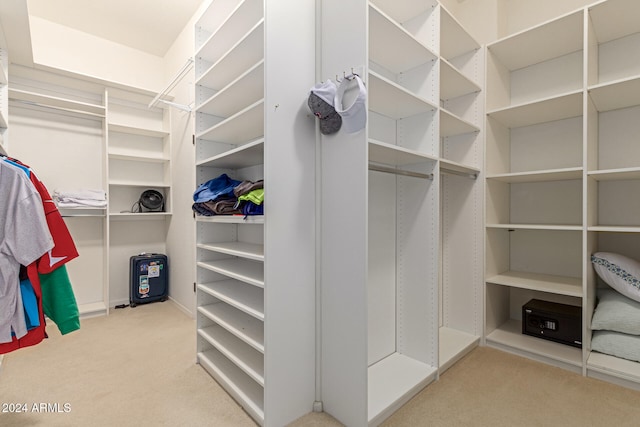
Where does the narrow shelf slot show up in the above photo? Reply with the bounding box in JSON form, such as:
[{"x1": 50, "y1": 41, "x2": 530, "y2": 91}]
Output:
[
  {"x1": 197, "y1": 258, "x2": 264, "y2": 288},
  {"x1": 369, "y1": 71, "x2": 437, "y2": 119},
  {"x1": 487, "y1": 91, "x2": 583, "y2": 129},
  {"x1": 440, "y1": 6, "x2": 480, "y2": 60},
  {"x1": 368, "y1": 139, "x2": 437, "y2": 167},
  {"x1": 198, "y1": 280, "x2": 264, "y2": 320},
  {"x1": 108, "y1": 123, "x2": 169, "y2": 138},
  {"x1": 589, "y1": 75, "x2": 640, "y2": 112},
  {"x1": 197, "y1": 138, "x2": 264, "y2": 169},
  {"x1": 197, "y1": 349, "x2": 264, "y2": 424},
  {"x1": 487, "y1": 167, "x2": 583, "y2": 183},
  {"x1": 588, "y1": 167, "x2": 640, "y2": 181},
  {"x1": 440, "y1": 108, "x2": 479, "y2": 137},
  {"x1": 197, "y1": 100, "x2": 264, "y2": 144},
  {"x1": 198, "y1": 242, "x2": 264, "y2": 261},
  {"x1": 440, "y1": 58, "x2": 480, "y2": 101},
  {"x1": 198, "y1": 303, "x2": 264, "y2": 353},
  {"x1": 198, "y1": 324, "x2": 265, "y2": 386}
]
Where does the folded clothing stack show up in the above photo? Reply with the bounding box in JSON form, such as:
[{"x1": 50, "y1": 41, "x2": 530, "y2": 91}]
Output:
[
  {"x1": 54, "y1": 189, "x2": 107, "y2": 208},
  {"x1": 192, "y1": 174, "x2": 263, "y2": 217}
]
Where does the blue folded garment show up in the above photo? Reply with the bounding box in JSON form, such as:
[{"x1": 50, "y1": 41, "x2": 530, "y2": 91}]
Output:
[{"x1": 193, "y1": 174, "x2": 242, "y2": 203}]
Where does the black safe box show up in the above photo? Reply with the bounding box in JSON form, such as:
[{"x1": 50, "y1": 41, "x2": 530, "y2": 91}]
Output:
[{"x1": 522, "y1": 299, "x2": 582, "y2": 348}]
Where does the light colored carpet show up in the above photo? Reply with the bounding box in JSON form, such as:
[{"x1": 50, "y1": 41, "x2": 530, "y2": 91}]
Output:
[{"x1": 3, "y1": 301, "x2": 640, "y2": 427}]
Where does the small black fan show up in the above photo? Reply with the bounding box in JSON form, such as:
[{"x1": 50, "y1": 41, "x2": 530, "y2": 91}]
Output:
[{"x1": 135, "y1": 189, "x2": 164, "y2": 213}]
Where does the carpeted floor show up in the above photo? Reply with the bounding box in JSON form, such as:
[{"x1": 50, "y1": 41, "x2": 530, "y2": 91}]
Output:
[{"x1": 2, "y1": 301, "x2": 640, "y2": 427}]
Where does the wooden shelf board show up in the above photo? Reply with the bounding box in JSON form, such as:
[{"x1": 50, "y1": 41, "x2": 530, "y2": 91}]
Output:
[
  {"x1": 439, "y1": 327, "x2": 480, "y2": 372},
  {"x1": 486, "y1": 224, "x2": 583, "y2": 231},
  {"x1": 368, "y1": 139, "x2": 437, "y2": 167},
  {"x1": 589, "y1": 0, "x2": 640, "y2": 44},
  {"x1": 440, "y1": 108, "x2": 479, "y2": 137},
  {"x1": 440, "y1": 58, "x2": 480, "y2": 101},
  {"x1": 369, "y1": 71, "x2": 437, "y2": 119},
  {"x1": 196, "y1": 0, "x2": 263, "y2": 65},
  {"x1": 589, "y1": 75, "x2": 640, "y2": 112},
  {"x1": 487, "y1": 167, "x2": 583, "y2": 183},
  {"x1": 108, "y1": 123, "x2": 169, "y2": 138},
  {"x1": 198, "y1": 324, "x2": 264, "y2": 386},
  {"x1": 197, "y1": 350, "x2": 264, "y2": 424},
  {"x1": 197, "y1": 99, "x2": 264, "y2": 144},
  {"x1": 197, "y1": 60, "x2": 264, "y2": 117},
  {"x1": 588, "y1": 167, "x2": 640, "y2": 181},
  {"x1": 440, "y1": 6, "x2": 480, "y2": 59},
  {"x1": 486, "y1": 319, "x2": 582, "y2": 367},
  {"x1": 198, "y1": 280, "x2": 264, "y2": 320},
  {"x1": 197, "y1": 20, "x2": 264, "y2": 91},
  {"x1": 368, "y1": 352, "x2": 437, "y2": 425},
  {"x1": 487, "y1": 91, "x2": 583, "y2": 129},
  {"x1": 486, "y1": 270, "x2": 583, "y2": 297},
  {"x1": 198, "y1": 303, "x2": 264, "y2": 353},
  {"x1": 369, "y1": 4, "x2": 437, "y2": 74},
  {"x1": 487, "y1": 10, "x2": 583, "y2": 71},
  {"x1": 197, "y1": 138, "x2": 264, "y2": 169},
  {"x1": 197, "y1": 258, "x2": 264, "y2": 288},
  {"x1": 198, "y1": 242, "x2": 264, "y2": 261}
]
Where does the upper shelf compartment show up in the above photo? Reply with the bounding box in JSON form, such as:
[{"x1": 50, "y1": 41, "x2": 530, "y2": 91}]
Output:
[
  {"x1": 486, "y1": 10, "x2": 583, "y2": 111},
  {"x1": 439, "y1": 6, "x2": 480, "y2": 61},
  {"x1": 368, "y1": 3, "x2": 437, "y2": 75},
  {"x1": 369, "y1": 0, "x2": 437, "y2": 26},
  {"x1": 196, "y1": 0, "x2": 263, "y2": 66}
]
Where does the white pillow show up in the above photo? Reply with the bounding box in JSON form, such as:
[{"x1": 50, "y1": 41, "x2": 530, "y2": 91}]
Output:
[
  {"x1": 591, "y1": 252, "x2": 640, "y2": 303},
  {"x1": 591, "y1": 289, "x2": 640, "y2": 335}
]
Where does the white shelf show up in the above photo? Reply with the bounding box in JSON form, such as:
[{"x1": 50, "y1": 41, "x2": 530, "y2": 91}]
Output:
[
  {"x1": 486, "y1": 271, "x2": 583, "y2": 297},
  {"x1": 487, "y1": 91, "x2": 583, "y2": 129},
  {"x1": 588, "y1": 351, "x2": 640, "y2": 383},
  {"x1": 368, "y1": 353, "x2": 437, "y2": 426},
  {"x1": 368, "y1": 139, "x2": 437, "y2": 167},
  {"x1": 439, "y1": 327, "x2": 480, "y2": 372},
  {"x1": 198, "y1": 324, "x2": 264, "y2": 386},
  {"x1": 369, "y1": 0, "x2": 435, "y2": 24},
  {"x1": 588, "y1": 167, "x2": 640, "y2": 181},
  {"x1": 109, "y1": 212, "x2": 171, "y2": 220},
  {"x1": 197, "y1": 99, "x2": 264, "y2": 144},
  {"x1": 440, "y1": 108, "x2": 479, "y2": 137},
  {"x1": 198, "y1": 280, "x2": 264, "y2": 320},
  {"x1": 108, "y1": 179, "x2": 169, "y2": 187},
  {"x1": 197, "y1": 61, "x2": 264, "y2": 117},
  {"x1": 196, "y1": 0, "x2": 263, "y2": 66},
  {"x1": 59, "y1": 207, "x2": 107, "y2": 217},
  {"x1": 0, "y1": 111, "x2": 6, "y2": 129},
  {"x1": 589, "y1": 0, "x2": 640, "y2": 44},
  {"x1": 198, "y1": 303, "x2": 264, "y2": 353},
  {"x1": 197, "y1": 349, "x2": 264, "y2": 424},
  {"x1": 487, "y1": 10, "x2": 583, "y2": 72},
  {"x1": 108, "y1": 123, "x2": 169, "y2": 138},
  {"x1": 9, "y1": 88, "x2": 105, "y2": 116},
  {"x1": 439, "y1": 6, "x2": 480, "y2": 60},
  {"x1": 589, "y1": 75, "x2": 640, "y2": 112},
  {"x1": 108, "y1": 151, "x2": 168, "y2": 163},
  {"x1": 486, "y1": 223, "x2": 583, "y2": 231},
  {"x1": 197, "y1": 138, "x2": 264, "y2": 169},
  {"x1": 368, "y1": 71, "x2": 437, "y2": 119},
  {"x1": 486, "y1": 319, "x2": 582, "y2": 368},
  {"x1": 487, "y1": 167, "x2": 583, "y2": 183},
  {"x1": 197, "y1": 20, "x2": 264, "y2": 91},
  {"x1": 196, "y1": 214, "x2": 264, "y2": 224},
  {"x1": 588, "y1": 225, "x2": 640, "y2": 233},
  {"x1": 440, "y1": 58, "x2": 480, "y2": 101},
  {"x1": 198, "y1": 241, "x2": 264, "y2": 261},
  {"x1": 197, "y1": 258, "x2": 264, "y2": 288},
  {"x1": 368, "y1": 4, "x2": 437, "y2": 74}
]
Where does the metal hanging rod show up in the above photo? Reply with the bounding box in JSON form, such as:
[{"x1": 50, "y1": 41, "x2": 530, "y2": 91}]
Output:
[
  {"x1": 9, "y1": 97, "x2": 105, "y2": 119},
  {"x1": 440, "y1": 168, "x2": 478, "y2": 180},
  {"x1": 148, "y1": 57, "x2": 194, "y2": 111},
  {"x1": 369, "y1": 163, "x2": 434, "y2": 180}
]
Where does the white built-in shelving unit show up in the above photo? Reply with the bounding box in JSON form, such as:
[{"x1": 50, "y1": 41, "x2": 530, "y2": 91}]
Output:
[
  {"x1": 7, "y1": 66, "x2": 172, "y2": 316},
  {"x1": 321, "y1": 1, "x2": 483, "y2": 425},
  {"x1": 193, "y1": 1, "x2": 316, "y2": 426},
  {"x1": 485, "y1": 0, "x2": 640, "y2": 387}
]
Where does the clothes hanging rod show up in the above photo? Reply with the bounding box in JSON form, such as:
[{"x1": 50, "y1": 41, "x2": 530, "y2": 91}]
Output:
[
  {"x1": 9, "y1": 98, "x2": 105, "y2": 119},
  {"x1": 440, "y1": 168, "x2": 478, "y2": 180},
  {"x1": 369, "y1": 163, "x2": 434, "y2": 180},
  {"x1": 148, "y1": 57, "x2": 194, "y2": 111}
]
